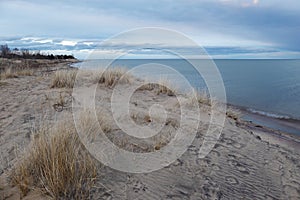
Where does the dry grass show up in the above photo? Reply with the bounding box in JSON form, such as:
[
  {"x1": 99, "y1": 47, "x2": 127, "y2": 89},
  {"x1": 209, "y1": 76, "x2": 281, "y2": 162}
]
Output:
[
  {"x1": 0, "y1": 67, "x2": 34, "y2": 79},
  {"x1": 191, "y1": 89, "x2": 211, "y2": 105},
  {"x1": 0, "y1": 68, "x2": 18, "y2": 79},
  {"x1": 10, "y1": 120, "x2": 97, "y2": 199},
  {"x1": 156, "y1": 79, "x2": 177, "y2": 96},
  {"x1": 96, "y1": 68, "x2": 132, "y2": 87},
  {"x1": 180, "y1": 89, "x2": 211, "y2": 108},
  {"x1": 76, "y1": 109, "x2": 112, "y2": 140},
  {"x1": 138, "y1": 79, "x2": 177, "y2": 96},
  {"x1": 52, "y1": 92, "x2": 68, "y2": 112},
  {"x1": 50, "y1": 70, "x2": 77, "y2": 88},
  {"x1": 16, "y1": 68, "x2": 34, "y2": 76}
]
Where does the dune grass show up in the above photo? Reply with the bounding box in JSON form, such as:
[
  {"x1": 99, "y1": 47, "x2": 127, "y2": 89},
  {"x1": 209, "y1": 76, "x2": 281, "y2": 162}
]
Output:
[
  {"x1": 138, "y1": 79, "x2": 177, "y2": 96},
  {"x1": 50, "y1": 70, "x2": 77, "y2": 88},
  {"x1": 0, "y1": 67, "x2": 34, "y2": 79},
  {"x1": 1, "y1": 68, "x2": 18, "y2": 79},
  {"x1": 96, "y1": 67, "x2": 132, "y2": 87},
  {"x1": 76, "y1": 109, "x2": 112, "y2": 141},
  {"x1": 190, "y1": 89, "x2": 211, "y2": 105},
  {"x1": 10, "y1": 119, "x2": 97, "y2": 199},
  {"x1": 156, "y1": 79, "x2": 177, "y2": 96}
]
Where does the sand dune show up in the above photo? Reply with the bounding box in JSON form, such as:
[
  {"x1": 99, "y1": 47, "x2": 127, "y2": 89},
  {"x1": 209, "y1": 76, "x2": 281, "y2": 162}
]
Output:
[{"x1": 0, "y1": 60, "x2": 299, "y2": 199}]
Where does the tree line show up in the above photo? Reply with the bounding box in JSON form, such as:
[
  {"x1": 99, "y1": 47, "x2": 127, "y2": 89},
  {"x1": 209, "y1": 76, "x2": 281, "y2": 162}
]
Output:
[{"x1": 0, "y1": 44, "x2": 75, "y2": 60}]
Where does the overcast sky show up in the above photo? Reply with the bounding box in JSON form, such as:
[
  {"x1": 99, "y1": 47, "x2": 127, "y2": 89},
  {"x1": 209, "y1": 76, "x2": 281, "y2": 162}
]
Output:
[{"x1": 1, "y1": 0, "x2": 300, "y2": 58}]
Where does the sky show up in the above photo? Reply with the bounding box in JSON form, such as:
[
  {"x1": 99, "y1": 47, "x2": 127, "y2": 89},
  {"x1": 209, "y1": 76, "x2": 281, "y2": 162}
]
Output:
[{"x1": 0, "y1": 0, "x2": 300, "y2": 59}]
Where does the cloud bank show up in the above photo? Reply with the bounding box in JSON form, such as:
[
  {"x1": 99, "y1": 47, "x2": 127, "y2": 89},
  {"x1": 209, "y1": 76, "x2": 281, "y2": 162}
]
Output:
[{"x1": 0, "y1": 0, "x2": 299, "y2": 58}]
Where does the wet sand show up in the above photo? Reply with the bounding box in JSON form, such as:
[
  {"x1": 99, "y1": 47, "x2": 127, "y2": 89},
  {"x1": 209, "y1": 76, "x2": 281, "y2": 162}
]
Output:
[{"x1": 240, "y1": 107, "x2": 300, "y2": 136}]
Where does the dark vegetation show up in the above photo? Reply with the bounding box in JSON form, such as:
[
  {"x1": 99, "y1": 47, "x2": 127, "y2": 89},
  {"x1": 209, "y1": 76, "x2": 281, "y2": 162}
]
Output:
[{"x1": 0, "y1": 44, "x2": 75, "y2": 59}]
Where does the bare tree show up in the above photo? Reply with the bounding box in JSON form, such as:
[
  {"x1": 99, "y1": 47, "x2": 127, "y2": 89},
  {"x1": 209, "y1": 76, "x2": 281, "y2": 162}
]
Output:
[{"x1": 0, "y1": 44, "x2": 10, "y2": 57}]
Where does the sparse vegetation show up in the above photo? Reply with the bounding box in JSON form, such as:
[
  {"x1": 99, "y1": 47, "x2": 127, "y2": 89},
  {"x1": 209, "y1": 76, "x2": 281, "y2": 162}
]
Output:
[
  {"x1": 10, "y1": 119, "x2": 97, "y2": 199},
  {"x1": 0, "y1": 68, "x2": 18, "y2": 79},
  {"x1": 16, "y1": 68, "x2": 34, "y2": 76},
  {"x1": 138, "y1": 79, "x2": 177, "y2": 96},
  {"x1": 190, "y1": 89, "x2": 211, "y2": 105},
  {"x1": 96, "y1": 68, "x2": 132, "y2": 87},
  {"x1": 77, "y1": 109, "x2": 112, "y2": 140},
  {"x1": 0, "y1": 67, "x2": 34, "y2": 79},
  {"x1": 50, "y1": 70, "x2": 77, "y2": 88},
  {"x1": 156, "y1": 79, "x2": 177, "y2": 96},
  {"x1": 52, "y1": 92, "x2": 69, "y2": 112}
]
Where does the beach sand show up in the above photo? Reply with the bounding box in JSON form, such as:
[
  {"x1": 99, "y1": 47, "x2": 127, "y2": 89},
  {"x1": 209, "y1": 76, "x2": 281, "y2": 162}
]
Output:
[{"x1": 0, "y1": 59, "x2": 299, "y2": 199}]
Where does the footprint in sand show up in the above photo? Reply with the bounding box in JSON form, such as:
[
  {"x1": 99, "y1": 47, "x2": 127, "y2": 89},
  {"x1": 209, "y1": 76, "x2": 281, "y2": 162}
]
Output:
[
  {"x1": 210, "y1": 149, "x2": 221, "y2": 157},
  {"x1": 232, "y1": 142, "x2": 245, "y2": 149},
  {"x1": 212, "y1": 164, "x2": 221, "y2": 171},
  {"x1": 228, "y1": 158, "x2": 250, "y2": 175},
  {"x1": 235, "y1": 163, "x2": 250, "y2": 175},
  {"x1": 187, "y1": 145, "x2": 198, "y2": 155},
  {"x1": 225, "y1": 176, "x2": 239, "y2": 185},
  {"x1": 221, "y1": 137, "x2": 245, "y2": 149}
]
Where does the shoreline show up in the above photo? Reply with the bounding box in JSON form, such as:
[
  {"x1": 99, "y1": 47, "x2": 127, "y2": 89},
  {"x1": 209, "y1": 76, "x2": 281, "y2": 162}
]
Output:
[
  {"x1": 232, "y1": 104, "x2": 300, "y2": 137},
  {"x1": 73, "y1": 60, "x2": 300, "y2": 137}
]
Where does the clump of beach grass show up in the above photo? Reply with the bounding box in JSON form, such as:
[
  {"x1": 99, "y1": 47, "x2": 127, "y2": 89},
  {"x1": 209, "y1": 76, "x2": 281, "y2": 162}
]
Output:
[
  {"x1": 50, "y1": 70, "x2": 77, "y2": 88},
  {"x1": 0, "y1": 68, "x2": 18, "y2": 79},
  {"x1": 10, "y1": 119, "x2": 97, "y2": 199},
  {"x1": 156, "y1": 79, "x2": 177, "y2": 96},
  {"x1": 96, "y1": 67, "x2": 132, "y2": 87},
  {"x1": 191, "y1": 89, "x2": 211, "y2": 105},
  {"x1": 179, "y1": 89, "x2": 211, "y2": 108},
  {"x1": 138, "y1": 79, "x2": 177, "y2": 96}
]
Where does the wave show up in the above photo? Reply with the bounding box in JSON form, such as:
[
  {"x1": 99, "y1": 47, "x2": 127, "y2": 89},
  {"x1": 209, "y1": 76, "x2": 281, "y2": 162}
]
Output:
[{"x1": 247, "y1": 108, "x2": 293, "y2": 120}]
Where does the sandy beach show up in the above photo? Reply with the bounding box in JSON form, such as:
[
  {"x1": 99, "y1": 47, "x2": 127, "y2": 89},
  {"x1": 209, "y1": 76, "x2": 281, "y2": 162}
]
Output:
[{"x1": 0, "y1": 59, "x2": 300, "y2": 199}]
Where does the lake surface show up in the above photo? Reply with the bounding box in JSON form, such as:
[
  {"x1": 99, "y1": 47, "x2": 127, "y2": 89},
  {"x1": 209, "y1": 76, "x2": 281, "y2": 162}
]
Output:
[{"x1": 74, "y1": 59, "x2": 300, "y2": 134}]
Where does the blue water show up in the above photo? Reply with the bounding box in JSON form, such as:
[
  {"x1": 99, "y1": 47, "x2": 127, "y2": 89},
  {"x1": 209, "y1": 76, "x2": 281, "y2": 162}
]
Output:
[{"x1": 74, "y1": 59, "x2": 300, "y2": 122}]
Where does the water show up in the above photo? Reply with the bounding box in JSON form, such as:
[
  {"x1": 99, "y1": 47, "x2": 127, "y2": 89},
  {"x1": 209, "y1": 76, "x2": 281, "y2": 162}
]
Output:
[{"x1": 74, "y1": 59, "x2": 300, "y2": 133}]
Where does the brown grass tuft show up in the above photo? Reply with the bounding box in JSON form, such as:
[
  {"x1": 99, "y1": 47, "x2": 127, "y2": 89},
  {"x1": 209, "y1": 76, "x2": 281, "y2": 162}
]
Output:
[
  {"x1": 156, "y1": 79, "x2": 176, "y2": 96},
  {"x1": 10, "y1": 120, "x2": 97, "y2": 199},
  {"x1": 138, "y1": 79, "x2": 177, "y2": 96},
  {"x1": 192, "y1": 89, "x2": 211, "y2": 105},
  {"x1": 16, "y1": 68, "x2": 34, "y2": 76},
  {"x1": 0, "y1": 67, "x2": 34, "y2": 79},
  {"x1": 50, "y1": 70, "x2": 77, "y2": 88},
  {"x1": 96, "y1": 68, "x2": 132, "y2": 87},
  {"x1": 0, "y1": 68, "x2": 18, "y2": 79}
]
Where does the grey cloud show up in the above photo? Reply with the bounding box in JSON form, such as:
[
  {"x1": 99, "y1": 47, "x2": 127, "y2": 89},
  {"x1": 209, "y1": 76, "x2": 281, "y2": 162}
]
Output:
[{"x1": 0, "y1": 0, "x2": 299, "y2": 55}]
